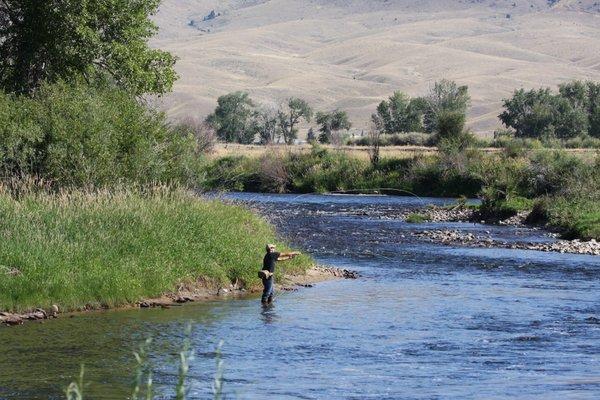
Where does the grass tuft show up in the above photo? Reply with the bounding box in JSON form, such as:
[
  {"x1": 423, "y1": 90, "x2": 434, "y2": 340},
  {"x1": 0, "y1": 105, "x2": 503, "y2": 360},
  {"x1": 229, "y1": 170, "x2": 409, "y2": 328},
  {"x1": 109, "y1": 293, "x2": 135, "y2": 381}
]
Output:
[{"x1": 405, "y1": 213, "x2": 429, "y2": 223}]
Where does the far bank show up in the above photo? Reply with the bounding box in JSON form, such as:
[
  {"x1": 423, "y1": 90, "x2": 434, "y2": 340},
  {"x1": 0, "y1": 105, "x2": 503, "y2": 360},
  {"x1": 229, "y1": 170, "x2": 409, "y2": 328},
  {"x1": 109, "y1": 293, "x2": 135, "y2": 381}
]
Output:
[{"x1": 201, "y1": 145, "x2": 600, "y2": 242}]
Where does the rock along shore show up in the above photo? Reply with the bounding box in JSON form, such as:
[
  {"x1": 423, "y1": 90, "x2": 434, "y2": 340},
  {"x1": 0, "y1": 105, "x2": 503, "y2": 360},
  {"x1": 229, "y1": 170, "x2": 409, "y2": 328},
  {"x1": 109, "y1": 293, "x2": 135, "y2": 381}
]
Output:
[
  {"x1": 1, "y1": 266, "x2": 358, "y2": 327},
  {"x1": 407, "y1": 206, "x2": 600, "y2": 256}
]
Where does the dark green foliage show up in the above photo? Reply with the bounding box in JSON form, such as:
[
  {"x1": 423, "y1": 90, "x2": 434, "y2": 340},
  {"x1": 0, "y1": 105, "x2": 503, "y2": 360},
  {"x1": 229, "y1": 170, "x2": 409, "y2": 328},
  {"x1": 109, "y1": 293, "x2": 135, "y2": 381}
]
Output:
[
  {"x1": 0, "y1": 80, "x2": 200, "y2": 187},
  {"x1": 499, "y1": 88, "x2": 555, "y2": 138},
  {"x1": 306, "y1": 127, "x2": 316, "y2": 143},
  {"x1": 499, "y1": 85, "x2": 590, "y2": 139},
  {"x1": 372, "y1": 91, "x2": 425, "y2": 134},
  {"x1": 436, "y1": 110, "x2": 466, "y2": 140},
  {"x1": 206, "y1": 92, "x2": 257, "y2": 144},
  {"x1": 316, "y1": 110, "x2": 352, "y2": 144},
  {"x1": 254, "y1": 108, "x2": 279, "y2": 144},
  {"x1": 525, "y1": 199, "x2": 550, "y2": 225},
  {"x1": 559, "y1": 80, "x2": 600, "y2": 138},
  {"x1": 278, "y1": 98, "x2": 313, "y2": 144},
  {"x1": 0, "y1": 0, "x2": 177, "y2": 95}
]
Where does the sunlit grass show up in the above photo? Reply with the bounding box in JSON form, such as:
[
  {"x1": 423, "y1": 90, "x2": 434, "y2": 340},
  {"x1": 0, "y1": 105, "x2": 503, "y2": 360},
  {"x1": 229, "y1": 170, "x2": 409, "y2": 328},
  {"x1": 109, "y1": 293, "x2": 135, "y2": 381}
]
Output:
[{"x1": 0, "y1": 185, "x2": 311, "y2": 313}]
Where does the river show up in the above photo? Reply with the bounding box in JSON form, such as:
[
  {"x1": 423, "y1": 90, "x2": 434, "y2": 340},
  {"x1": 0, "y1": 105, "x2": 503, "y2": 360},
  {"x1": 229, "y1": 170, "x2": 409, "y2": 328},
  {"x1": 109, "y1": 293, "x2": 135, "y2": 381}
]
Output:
[{"x1": 1, "y1": 194, "x2": 599, "y2": 399}]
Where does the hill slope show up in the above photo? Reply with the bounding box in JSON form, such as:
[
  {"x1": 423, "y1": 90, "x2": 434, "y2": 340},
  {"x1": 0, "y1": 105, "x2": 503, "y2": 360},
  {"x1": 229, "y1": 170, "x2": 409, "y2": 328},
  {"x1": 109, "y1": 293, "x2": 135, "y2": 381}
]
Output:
[{"x1": 153, "y1": 0, "x2": 600, "y2": 135}]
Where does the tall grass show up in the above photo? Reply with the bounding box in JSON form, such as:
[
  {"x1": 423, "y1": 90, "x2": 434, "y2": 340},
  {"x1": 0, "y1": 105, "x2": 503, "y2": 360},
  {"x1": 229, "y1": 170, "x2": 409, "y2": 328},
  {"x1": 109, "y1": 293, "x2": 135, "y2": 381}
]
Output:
[{"x1": 0, "y1": 184, "x2": 311, "y2": 312}]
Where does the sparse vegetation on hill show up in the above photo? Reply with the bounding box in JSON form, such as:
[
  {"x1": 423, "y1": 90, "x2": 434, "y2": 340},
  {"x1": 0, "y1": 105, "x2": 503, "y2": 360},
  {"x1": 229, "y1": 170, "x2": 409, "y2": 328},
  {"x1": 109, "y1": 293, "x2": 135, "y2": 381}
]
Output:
[{"x1": 154, "y1": 0, "x2": 600, "y2": 131}]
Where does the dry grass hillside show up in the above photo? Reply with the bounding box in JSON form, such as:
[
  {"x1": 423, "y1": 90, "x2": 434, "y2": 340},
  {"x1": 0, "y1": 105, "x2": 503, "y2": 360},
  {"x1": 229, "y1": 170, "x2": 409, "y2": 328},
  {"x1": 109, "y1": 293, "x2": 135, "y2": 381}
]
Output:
[{"x1": 152, "y1": 0, "x2": 600, "y2": 135}]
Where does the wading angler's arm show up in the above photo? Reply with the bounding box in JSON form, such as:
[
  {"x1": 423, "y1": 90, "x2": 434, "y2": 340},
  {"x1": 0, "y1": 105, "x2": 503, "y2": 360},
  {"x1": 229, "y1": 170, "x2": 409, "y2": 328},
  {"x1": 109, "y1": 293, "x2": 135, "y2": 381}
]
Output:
[{"x1": 277, "y1": 252, "x2": 301, "y2": 261}]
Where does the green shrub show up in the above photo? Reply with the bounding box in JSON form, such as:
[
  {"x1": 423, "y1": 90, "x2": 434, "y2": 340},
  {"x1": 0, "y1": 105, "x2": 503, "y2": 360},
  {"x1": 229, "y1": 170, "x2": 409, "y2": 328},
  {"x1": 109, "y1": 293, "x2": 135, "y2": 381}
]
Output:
[
  {"x1": 406, "y1": 213, "x2": 428, "y2": 223},
  {"x1": 521, "y1": 150, "x2": 587, "y2": 197},
  {"x1": 545, "y1": 197, "x2": 600, "y2": 240},
  {"x1": 0, "y1": 81, "x2": 201, "y2": 187}
]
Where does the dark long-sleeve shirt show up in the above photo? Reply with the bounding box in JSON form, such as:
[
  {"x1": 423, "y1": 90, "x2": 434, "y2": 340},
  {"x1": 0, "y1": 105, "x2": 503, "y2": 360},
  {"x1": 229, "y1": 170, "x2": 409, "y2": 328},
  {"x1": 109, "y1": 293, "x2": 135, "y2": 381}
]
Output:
[{"x1": 262, "y1": 252, "x2": 281, "y2": 273}]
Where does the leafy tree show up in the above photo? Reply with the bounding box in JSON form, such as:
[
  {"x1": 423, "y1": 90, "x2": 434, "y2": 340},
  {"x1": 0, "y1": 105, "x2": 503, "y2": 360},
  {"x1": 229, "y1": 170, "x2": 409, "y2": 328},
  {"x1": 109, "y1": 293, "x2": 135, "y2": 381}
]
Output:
[
  {"x1": 424, "y1": 80, "x2": 470, "y2": 134},
  {"x1": 584, "y1": 82, "x2": 600, "y2": 137},
  {"x1": 306, "y1": 127, "x2": 316, "y2": 143},
  {"x1": 436, "y1": 110, "x2": 466, "y2": 140},
  {"x1": 587, "y1": 82, "x2": 600, "y2": 138},
  {"x1": 499, "y1": 88, "x2": 587, "y2": 139},
  {"x1": 560, "y1": 80, "x2": 600, "y2": 138},
  {"x1": 277, "y1": 98, "x2": 313, "y2": 144},
  {"x1": 254, "y1": 108, "x2": 279, "y2": 144},
  {"x1": 373, "y1": 92, "x2": 424, "y2": 134},
  {"x1": 206, "y1": 92, "x2": 257, "y2": 144},
  {"x1": 0, "y1": 0, "x2": 177, "y2": 95},
  {"x1": 552, "y1": 96, "x2": 588, "y2": 138},
  {"x1": 316, "y1": 110, "x2": 352, "y2": 144},
  {"x1": 559, "y1": 80, "x2": 589, "y2": 110}
]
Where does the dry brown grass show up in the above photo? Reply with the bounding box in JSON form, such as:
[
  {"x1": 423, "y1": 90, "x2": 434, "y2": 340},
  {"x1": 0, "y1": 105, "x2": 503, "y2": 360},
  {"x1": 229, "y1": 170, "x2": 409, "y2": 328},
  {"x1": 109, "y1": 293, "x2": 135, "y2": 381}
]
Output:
[
  {"x1": 210, "y1": 144, "x2": 436, "y2": 160},
  {"x1": 153, "y1": 0, "x2": 600, "y2": 135},
  {"x1": 210, "y1": 144, "x2": 597, "y2": 161}
]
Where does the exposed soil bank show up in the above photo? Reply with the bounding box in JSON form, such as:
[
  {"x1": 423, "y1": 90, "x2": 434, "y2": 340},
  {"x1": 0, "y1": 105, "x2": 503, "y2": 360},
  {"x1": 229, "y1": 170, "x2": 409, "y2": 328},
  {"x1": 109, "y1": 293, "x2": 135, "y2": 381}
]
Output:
[{"x1": 0, "y1": 266, "x2": 358, "y2": 326}]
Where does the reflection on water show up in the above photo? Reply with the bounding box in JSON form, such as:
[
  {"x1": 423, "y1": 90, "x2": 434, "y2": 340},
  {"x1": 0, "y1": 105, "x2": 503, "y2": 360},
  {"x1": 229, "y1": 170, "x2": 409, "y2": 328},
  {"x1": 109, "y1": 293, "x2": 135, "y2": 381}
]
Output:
[
  {"x1": 1, "y1": 193, "x2": 599, "y2": 399},
  {"x1": 260, "y1": 304, "x2": 279, "y2": 325}
]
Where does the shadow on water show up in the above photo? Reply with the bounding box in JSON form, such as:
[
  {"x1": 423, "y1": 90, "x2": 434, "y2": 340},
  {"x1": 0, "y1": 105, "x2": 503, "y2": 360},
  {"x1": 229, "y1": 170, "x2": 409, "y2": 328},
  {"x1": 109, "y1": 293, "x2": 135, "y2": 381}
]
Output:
[{"x1": 1, "y1": 193, "x2": 599, "y2": 399}]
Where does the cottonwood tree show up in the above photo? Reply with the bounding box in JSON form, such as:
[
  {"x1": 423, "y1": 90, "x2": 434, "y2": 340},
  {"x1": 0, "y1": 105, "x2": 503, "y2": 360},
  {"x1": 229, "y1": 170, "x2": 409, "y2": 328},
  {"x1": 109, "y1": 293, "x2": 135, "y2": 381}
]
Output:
[
  {"x1": 424, "y1": 80, "x2": 470, "y2": 134},
  {"x1": 316, "y1": 110, "x2": 352, "y2": 144},
  {"x1": 0, "y1": 0, "x2": 177, "y2": 95},
  {"x1": 499, "y1": 88, "x2": 588, "y2": 139},
  {"x1": 254, "y1": 107, "x2": 279, "y2": 144},
  {"x1": 206, "y1": 92, "x2": 257, "y2": 144},
  {"x1": 559, "y1": 80, "x2": 600, "y2": 138},
  {"x1": 277, "y1": 98, "x2": 313, "y2": 144},
  {"x1": 374, "y1": 91, "x2": 425, "y2": 134}
]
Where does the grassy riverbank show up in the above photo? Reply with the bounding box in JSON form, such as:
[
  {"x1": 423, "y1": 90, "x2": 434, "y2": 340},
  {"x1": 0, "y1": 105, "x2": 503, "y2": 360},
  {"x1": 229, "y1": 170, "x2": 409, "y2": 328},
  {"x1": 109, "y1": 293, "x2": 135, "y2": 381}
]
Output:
[
  {"x1": 0, "y1": 186, "x2": 311, "y2": 313},
  {"x1": 202, "y1": 145, "x2": 600, "y2": 241}
]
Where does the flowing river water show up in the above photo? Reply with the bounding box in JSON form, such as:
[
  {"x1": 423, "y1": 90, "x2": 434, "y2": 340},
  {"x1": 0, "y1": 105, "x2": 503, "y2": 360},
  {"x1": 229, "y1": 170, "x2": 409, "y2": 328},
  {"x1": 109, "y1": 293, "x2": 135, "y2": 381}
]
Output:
[{"x1": 1, "y1": 194, "x2": 600, "y2": 399}]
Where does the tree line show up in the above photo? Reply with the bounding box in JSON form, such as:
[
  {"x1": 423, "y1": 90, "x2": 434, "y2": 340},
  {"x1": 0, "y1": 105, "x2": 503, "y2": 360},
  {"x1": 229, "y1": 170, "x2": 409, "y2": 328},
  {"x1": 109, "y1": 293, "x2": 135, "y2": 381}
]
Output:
[
  {"x1": 208, "y1": 78, "x2": 600, "y2": 145},
  {"x1": 205, "y1": 93, "x2": 352, "y2": 145},
  {"x1": 206, "y1": 80, "x2": 473, "y2": 145}
]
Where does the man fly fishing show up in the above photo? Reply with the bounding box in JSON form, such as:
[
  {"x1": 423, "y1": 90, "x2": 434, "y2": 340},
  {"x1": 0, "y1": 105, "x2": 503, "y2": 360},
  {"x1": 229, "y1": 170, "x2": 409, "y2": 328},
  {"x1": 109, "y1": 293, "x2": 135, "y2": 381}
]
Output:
[{"x1": 259, "y1": 244, "x2": 301, "y2": 305}]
